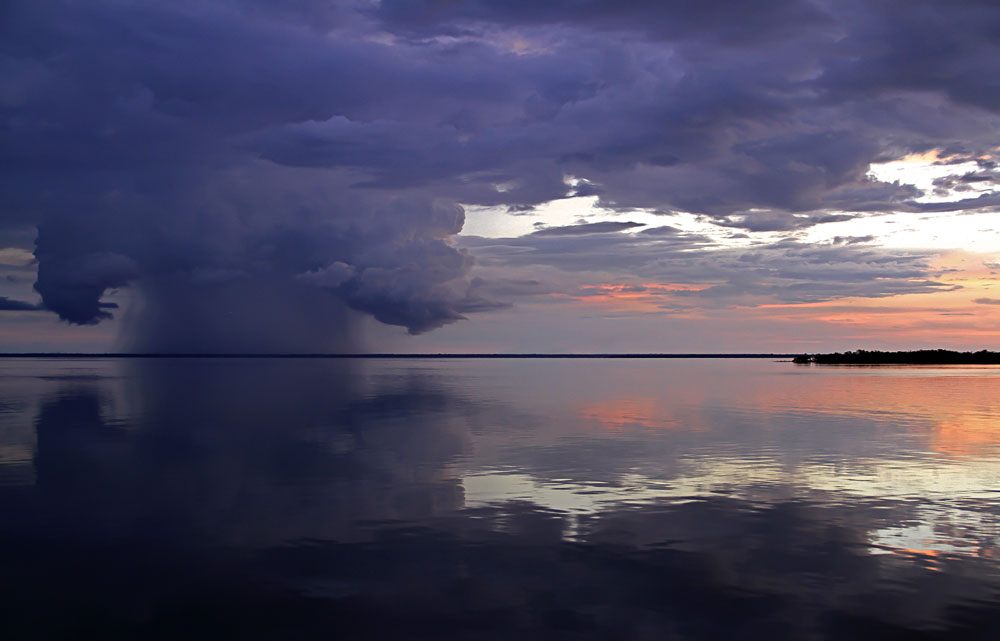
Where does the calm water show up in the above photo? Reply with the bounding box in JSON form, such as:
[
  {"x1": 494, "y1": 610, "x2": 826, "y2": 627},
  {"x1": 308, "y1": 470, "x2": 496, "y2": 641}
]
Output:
[{"x1": 3, "y1": 357, "x2": 1000, "y2": 639}]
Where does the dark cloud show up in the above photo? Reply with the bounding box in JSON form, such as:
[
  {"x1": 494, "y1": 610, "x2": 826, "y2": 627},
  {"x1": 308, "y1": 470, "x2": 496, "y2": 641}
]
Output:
[
  {"x1": 904, "y1": 192, "x2": 1000, "y2": 213},
  {"x1": 1, "y1": 1, "x2": 513, "y2": 345},
  {"x1": 374, "y1": 0, "x2": 834, "y2": 45},
  {"x1": 932, "y1": 171, "x2": 999, "y2": 197},
  {"x1": 530, "y1": 221, "x2": 645, "y2": 236},
  {"x1": 239, "y1": 2, "x2": 1000, "y2": 222},
  {"x1": 0, "y1": 296, "x2": 41, "y2": 311},
  {"x1": 831, "y1": 235, "x2": 876, "y2": 245},
  {"x1": 638, "y1": 225, "x2": 679, "y2": 235},
  {"x1": 713, "y1": 212, "x2": 857, "y2": 232},
  {"x1": 3, "y1": 0, "x2": 999, "y2": 346},
  {"x1": 974, "y1": 297, "x2": 1000, "y2": 305}
]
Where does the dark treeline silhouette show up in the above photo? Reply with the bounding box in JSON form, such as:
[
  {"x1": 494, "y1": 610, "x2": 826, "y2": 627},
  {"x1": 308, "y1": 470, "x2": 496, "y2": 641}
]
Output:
[{"x1": 794, "y1": 349, "x2": 1000, "y2": 364}]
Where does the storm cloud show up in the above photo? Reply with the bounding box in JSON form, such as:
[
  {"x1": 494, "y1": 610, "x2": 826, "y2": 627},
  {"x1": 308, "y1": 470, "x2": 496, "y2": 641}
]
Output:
[{"x1": 2, "y1": 0, "x2": 999, "y2": 349}]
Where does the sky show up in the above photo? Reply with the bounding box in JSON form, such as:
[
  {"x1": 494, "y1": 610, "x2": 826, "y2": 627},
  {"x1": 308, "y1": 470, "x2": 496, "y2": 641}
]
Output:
[{"x1": 1, "y1": 0, "x2": 1000, "y2": 353}]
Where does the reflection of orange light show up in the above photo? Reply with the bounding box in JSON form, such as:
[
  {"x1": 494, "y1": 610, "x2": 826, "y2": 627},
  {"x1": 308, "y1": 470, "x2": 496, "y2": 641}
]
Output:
[
  {"x1": 896, "y1": 548, "x2": 946, "y2": 569},
  {"x1": 899, "y1": 547, "x2": 942, "y2": 557},
  {"x1": 574, "y1": 370, "x2": 1000, "y2": 452},
  {"x1": 894, "y1": 546, "x2": 999, "y2": 565},
  {"x1": 754, "y1": 371, "x2": 1000, "y2": 456},
  {"x1": 932, "y1": 415, "x2": 1000, "y2": 456},
  {"x1": 579, "y1": 397, "x2": 677, "y2": 430}
]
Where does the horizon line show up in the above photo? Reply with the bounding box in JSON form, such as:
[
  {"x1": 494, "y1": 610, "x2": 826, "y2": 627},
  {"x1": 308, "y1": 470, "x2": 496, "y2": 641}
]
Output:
[{"x1": 0, "y1": 352, "x2": 800, "y2": 359}]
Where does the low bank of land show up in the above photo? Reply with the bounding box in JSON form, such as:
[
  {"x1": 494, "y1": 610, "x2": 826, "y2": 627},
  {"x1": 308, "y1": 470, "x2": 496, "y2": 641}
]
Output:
[{"x1": 793, "y1": 349, "x2": 1000, "y2": 364}]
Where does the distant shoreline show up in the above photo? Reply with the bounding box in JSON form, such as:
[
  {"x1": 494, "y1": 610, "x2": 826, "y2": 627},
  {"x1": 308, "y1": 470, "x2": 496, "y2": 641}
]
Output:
[
  {"x1": 793, "y1": 350, "x2": 1000, "y2": 365},
  {"x1": 0, "y1": 353, "x2": 795, "y2": 359},
  {"x1": 3, "y1": 351, "x2": 997, "y2": 363}
]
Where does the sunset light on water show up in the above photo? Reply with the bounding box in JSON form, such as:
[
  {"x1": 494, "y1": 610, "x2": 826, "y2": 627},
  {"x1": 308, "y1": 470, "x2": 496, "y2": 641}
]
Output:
[{"x1": 5, "y1": 0, "x2": 1000, "y2": 638}]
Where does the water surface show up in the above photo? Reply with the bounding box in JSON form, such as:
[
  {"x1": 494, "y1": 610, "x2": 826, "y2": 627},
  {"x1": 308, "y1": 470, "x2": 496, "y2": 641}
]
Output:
[{"x1": 2, "y1": 357, "x2": 1000, "y2": 639}]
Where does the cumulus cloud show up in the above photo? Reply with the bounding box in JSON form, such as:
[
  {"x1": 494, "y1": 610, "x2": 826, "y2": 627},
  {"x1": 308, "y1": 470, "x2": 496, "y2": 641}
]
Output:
[
  {"x1": 2, "y1": 0, "x2": 999, "y2": 347},
  {"x1": 1, "y1": 1, "x2": 508, "y2": 347}
]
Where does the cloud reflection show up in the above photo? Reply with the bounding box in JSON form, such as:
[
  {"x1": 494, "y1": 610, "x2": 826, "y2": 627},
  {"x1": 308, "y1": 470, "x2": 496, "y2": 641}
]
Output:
[{"x1": 3, "y1": 358, "x2": 1000, "y2": 638}]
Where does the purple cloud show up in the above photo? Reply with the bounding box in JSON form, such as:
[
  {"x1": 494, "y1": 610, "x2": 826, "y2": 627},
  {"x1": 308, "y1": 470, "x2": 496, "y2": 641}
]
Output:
[{"x1": 1, "y1": 0, "x2": 998, "y2": 349}]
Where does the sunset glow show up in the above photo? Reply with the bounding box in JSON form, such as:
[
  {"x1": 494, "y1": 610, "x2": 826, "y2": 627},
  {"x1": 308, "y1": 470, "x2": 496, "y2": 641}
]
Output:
[{"x1": 7, "y1": 4, "x2": 1000, "y2": 638}]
